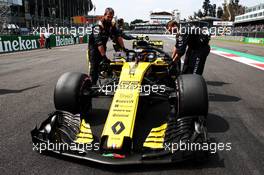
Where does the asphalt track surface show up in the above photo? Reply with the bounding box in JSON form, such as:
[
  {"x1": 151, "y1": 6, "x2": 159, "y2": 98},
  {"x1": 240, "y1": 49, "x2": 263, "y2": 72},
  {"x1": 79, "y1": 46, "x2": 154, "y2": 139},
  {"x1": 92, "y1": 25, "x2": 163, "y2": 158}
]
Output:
[{"x1": 0, "y1": 36, "x2": 264, "y2": 175}]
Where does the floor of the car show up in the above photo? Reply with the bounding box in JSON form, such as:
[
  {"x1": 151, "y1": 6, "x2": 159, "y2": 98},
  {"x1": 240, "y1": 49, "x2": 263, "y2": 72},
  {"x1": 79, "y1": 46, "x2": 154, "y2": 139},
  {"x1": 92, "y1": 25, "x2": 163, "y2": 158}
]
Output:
[{"x1": 86, "y1": 97, "x2": 170, "y2": 152}]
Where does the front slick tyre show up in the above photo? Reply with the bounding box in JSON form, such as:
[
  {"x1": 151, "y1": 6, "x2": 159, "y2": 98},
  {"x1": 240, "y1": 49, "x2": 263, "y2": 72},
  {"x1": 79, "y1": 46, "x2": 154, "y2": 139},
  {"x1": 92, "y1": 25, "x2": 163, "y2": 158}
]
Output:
[
  {"x1": 167, "y1": 74, "x2": 209, "y2": 163},
  {"x1": 54, "y1": 72, "x2": 92, "y2": 114},
  {"x1": 176, "y1": 74, "x2": 208, "y2": 117}
]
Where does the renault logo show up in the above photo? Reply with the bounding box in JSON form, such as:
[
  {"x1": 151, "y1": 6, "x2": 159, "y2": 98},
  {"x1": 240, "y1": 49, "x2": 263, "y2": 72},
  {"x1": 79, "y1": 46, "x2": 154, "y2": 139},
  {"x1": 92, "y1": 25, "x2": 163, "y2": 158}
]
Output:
[{"x1": 111, "y1": 121, "x2": 125, "y2": 135}]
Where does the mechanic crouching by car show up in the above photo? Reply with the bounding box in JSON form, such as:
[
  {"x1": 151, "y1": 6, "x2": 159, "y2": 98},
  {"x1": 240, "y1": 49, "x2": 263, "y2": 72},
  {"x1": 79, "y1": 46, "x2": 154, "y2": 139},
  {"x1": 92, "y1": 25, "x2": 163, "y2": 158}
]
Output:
[
  {"x1": 88, "y1": 7, "x2": 125, "y2": 84},
  {"x1": 166, "y1": 20, "x2": 210, "y2": 75}
]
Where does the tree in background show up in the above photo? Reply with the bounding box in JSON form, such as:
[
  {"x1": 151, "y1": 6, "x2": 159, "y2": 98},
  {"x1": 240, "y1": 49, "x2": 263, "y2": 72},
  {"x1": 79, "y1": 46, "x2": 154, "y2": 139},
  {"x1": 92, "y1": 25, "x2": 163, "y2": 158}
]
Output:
[
  {"x1": 197, "y1": 9, "x2": 203, "y2": 18},
  {"x1": 193, "y1": 0, "x2": 244, "y2": 20},
  {"x1": 194, "y1": 12, "x2": 198, "y2": 18},
  {"x1": 208, "y1": 4, "x2": 217, "y2": 17},
  {"x1": 234, "y1": 0, "x2": 239, "y2": 6},
  {"x1": 123, "y1": 22, "x2": 130, "y2": 30},
  {"x1": 197, "y1": 0, "x2": 216, "y2": 18},
  {"x1": 222, "y1": 0, "x2": 230, "y2": 20},
  {"x1": 222, "y1": 0, "x2": 245, "y2": 21},
  {"x1": 212, "y1": 4, "x2": 217, "y2": 17},
  {"x1": 217, "y1": 6, "x2": 224, "y2": 19},
  {"x1": 232, "y1": 0, "x2": 245, "y2": 17},
  {"x1": 202, "y1": 0, "x2": 210, "y2": 16}
]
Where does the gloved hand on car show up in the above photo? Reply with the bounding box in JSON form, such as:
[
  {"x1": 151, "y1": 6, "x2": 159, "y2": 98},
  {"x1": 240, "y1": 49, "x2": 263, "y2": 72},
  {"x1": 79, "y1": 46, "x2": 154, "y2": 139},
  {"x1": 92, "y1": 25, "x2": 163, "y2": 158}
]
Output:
[
  {"x1": 168, "y1": 61, "x2": 181, "y2": 77},
  {"x1": 118, "y1": 47, "x2": 129, "y2": 53},
  {"x1": 101, "y1": 55, "x2": 111, "y2": 64},
  {"x1": 99, "y1": 55, "x2": 112, "y2": 77}
]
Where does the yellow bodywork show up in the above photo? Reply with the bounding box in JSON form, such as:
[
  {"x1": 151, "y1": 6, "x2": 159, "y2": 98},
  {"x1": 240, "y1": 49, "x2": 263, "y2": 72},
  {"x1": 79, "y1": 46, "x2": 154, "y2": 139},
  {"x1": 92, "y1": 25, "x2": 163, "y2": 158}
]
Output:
[
  {"x1": 101, "y1": 62, "x2": 151, "y2": 149},
  {"x1": 85, "y1": 47, "x2": 170, "y2": 150},
  {"x1": 143, "y1": 123, "x2": 167, "y2": 149},
  {"x1": 148, "y1": 41, "x2": 164, "y2": 46},
  {"x1": 75, "y1": 119, "x2": 93, "y2": 144},
  {"x1": 133, "y1": 40, "x2": 164, "y2": 48}
]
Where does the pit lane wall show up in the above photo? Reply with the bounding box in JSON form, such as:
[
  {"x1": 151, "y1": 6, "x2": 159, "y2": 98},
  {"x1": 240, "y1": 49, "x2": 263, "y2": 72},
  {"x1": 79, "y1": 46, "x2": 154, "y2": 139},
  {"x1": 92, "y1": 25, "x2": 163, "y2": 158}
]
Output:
[
  {"x1": 0, "y1": 35, "x2": 89, "y2": 54},
  {"x1": 213, "y1": 36, "x2": 264, "y2": 44}
]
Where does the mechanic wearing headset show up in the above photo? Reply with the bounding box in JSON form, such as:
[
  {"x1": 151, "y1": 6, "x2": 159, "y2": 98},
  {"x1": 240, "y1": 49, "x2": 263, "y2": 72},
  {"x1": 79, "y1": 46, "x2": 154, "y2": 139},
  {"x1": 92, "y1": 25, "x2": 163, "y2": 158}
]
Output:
[
  {"x1": 88, "y1": 7, "x2": 125, "y2": 84},
  {"x1": 166, "y1": 20, "x2": 210, "y2": 75}
]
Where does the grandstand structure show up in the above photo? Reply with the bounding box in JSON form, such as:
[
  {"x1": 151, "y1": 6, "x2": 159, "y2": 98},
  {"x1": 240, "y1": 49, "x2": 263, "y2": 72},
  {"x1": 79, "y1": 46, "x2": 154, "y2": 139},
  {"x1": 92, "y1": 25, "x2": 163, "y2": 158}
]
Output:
[
  {"x1": 131, "y1": 10, "x2": 180, "y2": 34},
  {"x1": 0, "y1": 0, "x2": 18, "y2": 33},
  {"x1": 234, "y1": 3, "x2": 264, "y2": 38},
  {"x1": 1, "y1": 0, "x2": 94, "y2": 33},
  {"x1": 150, "y1": 10, "x2": 180, "y2": 24}
]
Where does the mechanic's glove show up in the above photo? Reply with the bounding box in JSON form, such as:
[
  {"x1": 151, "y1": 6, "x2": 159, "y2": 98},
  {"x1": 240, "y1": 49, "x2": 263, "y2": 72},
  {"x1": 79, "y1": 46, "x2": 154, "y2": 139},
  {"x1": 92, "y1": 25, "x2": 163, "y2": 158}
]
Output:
[
  {"x1": 99, "y1": 55, "x2": 112, "y2": 77},
  {"x1": 101, "y1": 55, "x2": 111, "y2": 64},
  {"x1": 168, "y1": 61, "x2": 180, "y2": 77},
  {"x1": 117, "y1": 47, "x2": 128, "y2": 53}
]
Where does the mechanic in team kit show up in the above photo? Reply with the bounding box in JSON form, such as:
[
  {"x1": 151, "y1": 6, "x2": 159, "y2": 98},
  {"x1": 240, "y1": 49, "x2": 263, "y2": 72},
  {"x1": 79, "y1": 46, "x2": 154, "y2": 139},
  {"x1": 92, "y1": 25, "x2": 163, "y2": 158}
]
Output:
[
  {"x1": 88, "y1": 7, "x2": 125, "y2": 84},
  {"x1": 166, "y1": 20, "x2": 211, "y2": 75}
]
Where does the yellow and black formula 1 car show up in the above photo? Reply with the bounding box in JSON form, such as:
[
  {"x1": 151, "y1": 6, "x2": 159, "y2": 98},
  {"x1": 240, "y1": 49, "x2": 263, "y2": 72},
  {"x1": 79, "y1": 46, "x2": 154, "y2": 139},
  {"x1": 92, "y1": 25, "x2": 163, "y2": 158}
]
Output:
[
  {"x1": 133, "y1": 35, "x2": 164, "y2": 50},
  {"x1": 31, "y1": 41, "x2": 209, "y2": 165}
]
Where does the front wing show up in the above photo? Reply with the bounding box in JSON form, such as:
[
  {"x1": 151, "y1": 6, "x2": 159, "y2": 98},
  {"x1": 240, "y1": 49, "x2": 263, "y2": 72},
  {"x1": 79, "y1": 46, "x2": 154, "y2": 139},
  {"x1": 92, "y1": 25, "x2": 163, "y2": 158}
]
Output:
[{"x1": 31, "y1": 109, "x2": 201, "y2": 165}]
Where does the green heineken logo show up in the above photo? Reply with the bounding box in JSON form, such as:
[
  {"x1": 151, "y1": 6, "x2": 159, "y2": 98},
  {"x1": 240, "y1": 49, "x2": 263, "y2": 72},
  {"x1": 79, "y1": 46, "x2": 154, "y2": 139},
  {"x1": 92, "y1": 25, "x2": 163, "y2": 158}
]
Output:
[
  {"x1": 0, "y1": 37, "x2": 38, "y2": 53},
  {"x1": 0, "y1": 35, "x2": 88, "y2": 54},
  {"x1": 55, "y1": 36, "x2": 74, "y2": 47}
]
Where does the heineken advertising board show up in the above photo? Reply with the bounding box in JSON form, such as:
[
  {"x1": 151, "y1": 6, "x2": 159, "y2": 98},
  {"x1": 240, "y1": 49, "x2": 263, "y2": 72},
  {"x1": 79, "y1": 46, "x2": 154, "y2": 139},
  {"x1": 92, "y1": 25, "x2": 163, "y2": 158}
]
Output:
[
  {"x1": 243, "y1": 37, "x2": 264, "y2": 44},
  {"x1": 0, "y1": 35, "x2": 88, "y2": 53}
]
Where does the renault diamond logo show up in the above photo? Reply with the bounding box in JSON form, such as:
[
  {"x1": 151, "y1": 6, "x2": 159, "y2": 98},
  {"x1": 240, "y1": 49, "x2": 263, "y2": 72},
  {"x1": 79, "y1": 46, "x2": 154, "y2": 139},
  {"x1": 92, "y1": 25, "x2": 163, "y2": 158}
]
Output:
[{"x1": 112, "y1": 121, "x2": 125, "y2": 135}]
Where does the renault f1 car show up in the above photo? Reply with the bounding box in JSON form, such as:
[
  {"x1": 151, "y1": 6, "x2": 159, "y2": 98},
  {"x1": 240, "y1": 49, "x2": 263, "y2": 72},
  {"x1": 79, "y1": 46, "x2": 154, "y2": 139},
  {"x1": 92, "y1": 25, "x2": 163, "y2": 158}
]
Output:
[
  {"x1": 133, "y1": 35, "x2": 164, "y2": 50},
  {"x1": 31, "y1": 41, "x2": 209, "y2": 165}
]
